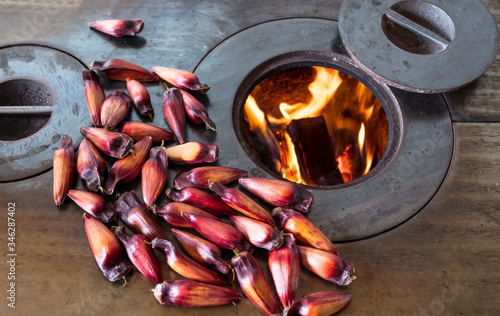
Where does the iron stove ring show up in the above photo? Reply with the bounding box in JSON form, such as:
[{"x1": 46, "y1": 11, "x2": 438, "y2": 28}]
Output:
[{"x1": 195, "y1": 18, "x2": 453, "y2": 241}]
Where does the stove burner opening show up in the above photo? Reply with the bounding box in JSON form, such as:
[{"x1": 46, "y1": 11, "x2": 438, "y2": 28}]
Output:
[
  {"x1": 240, "y1": 65, "x2": 389, "y2": 187},
  {"x1": 0, "y1": 79, "x2": 54, "y2": 141}
]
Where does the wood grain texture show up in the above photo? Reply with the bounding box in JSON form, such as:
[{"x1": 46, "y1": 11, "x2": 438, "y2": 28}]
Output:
[{"x1": 0, "y1": 1, "x2": 498, "y2": 315}]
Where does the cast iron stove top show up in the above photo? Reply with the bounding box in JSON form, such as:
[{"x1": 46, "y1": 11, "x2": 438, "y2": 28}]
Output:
[{"x1": 0, "y1": 1, "x2": 499, "y2": 315}]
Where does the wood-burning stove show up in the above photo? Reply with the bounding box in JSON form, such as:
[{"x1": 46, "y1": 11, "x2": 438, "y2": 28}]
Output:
[{"x1": 0, "y1": 0, "x2": 498, "y2": 315}]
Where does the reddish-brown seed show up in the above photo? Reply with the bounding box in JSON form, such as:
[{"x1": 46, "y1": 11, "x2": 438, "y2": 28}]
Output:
[
  {"x1": 53, "y1": 135, "x2": 76, "y2": 206},
  {"x1": 80, "y1": 126, "x2": 134, "y2": 159},
  {"x1": 174, "y1": 166, "x2": 248, "y2": 190},
  {"x1": 152, "y1": 66, "x2": 210, "y2": 94},
  {"x1": 230, "y1": 215, "x2": 283, "y2": 251},
  {"x1": 116, "y1": 121, "x2": 174, "y2": 144},
  {"x1": 164, "y1": 142, "x2": 218, "y2": 165},
  {"x1": 162, "y1": 88, "x2": 186, "y2": 144},
  {"x1": 179, "y1": 89, "x2": 216, "y2": 130},
  {"x1": 82, "y1": 70, "x2": 105, "y2": 127},
  {"x1": 297, "y1": 245, "x2": 355, "y2": 286},
  {"x1": 269, "y1": 234, "x2": 300, "y2": 309},
  {"x1": 165, "y1": 187, "x2": 234, "y2": 216},
  {"x1": 126, "y1": 77, "x2": 154, "y2": 118},
  {"x1": 114, "y1": 191, "x2": 168, "y2": 241},
  {"x1": 91, "y1": 59, "x2": 158, "y2": 82},
  {"x1": 239, "y1": 177, "x2": 313, "y2": 213},
  {"x1": 287, "y1": 291, "x2": 353, "y2": 316},
  {"x1": 68, "y1": 190, "x2": 115, "y2": 223},
  {"x1": 273, "y1": 207, "x2": 339, "y2": 255},
  {"x1": 231, "y1": 251, "x2": 282, "y2": 316},
  {"x1": 142, "y1": 145, "x2": 168, "y2": 207},
  {"x1": 83, "y1": 213, "x2": 132, "y2": 282},
  {"x1": 76, "y1": 137, "x2": 107, "y2": 192},
  {"x1": 151, "y1": 238, "x2": 225, "y2": 285},
  {"x1": 153, "y1": 280, "x2": 241, "y2": 307},
  {"x1": 89, "y1": 18, "x2": 144, "y2": 37},
  {"x1": 153, "y1": 202, "x2": 221, "y2": 228},
  {"x1": 209, "y1": 181, "x2": 275, "y2": 226},
  {"x1": 115, "y1": 226, "x2": 163, "y2": 284},
  {"x1": 171, "y1": 228, "x2": 231, "y2": 274},
  {"x1": 182, "y1": 212, "x2": 252, "y2": 252},
  {"x1": 104, "y1": 136, "x2": 152, "y2": 194},
  {"x1": 100, "y1": 91, "x2": 131, "y2": 130}
]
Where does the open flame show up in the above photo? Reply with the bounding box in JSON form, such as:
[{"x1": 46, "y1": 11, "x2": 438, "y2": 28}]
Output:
[
  {"x1": 243, "y1": 66, "x2": 387, "y2": 186},
  {"x1": 279, "y1": 67, "x2": 342, "y2": 121}
]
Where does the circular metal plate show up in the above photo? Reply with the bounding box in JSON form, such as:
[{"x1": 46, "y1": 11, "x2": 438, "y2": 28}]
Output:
[
  {"x1": 0, "y1": 44, "x2": 89, "y2": 182},
  {"x1": 194, "y1": 18, "x2": 453, "y2": 241},
  {"x1": 339, "y1": 0, "x2": 499, "y2": 93}
]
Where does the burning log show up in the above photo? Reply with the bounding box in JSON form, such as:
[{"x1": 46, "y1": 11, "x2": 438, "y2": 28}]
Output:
[
  {"x1": 333, "y1": 128, "x2": 363, "y2": 183},
  {"x1": 242, "y1": 65, "x2": 389, "y2": 186},
  {"x1": 286, "y1": 116, "x2": 343, "y2": 186},
  {"x1": 366, "y1": 105, "x2": 389, "y2": 164}
]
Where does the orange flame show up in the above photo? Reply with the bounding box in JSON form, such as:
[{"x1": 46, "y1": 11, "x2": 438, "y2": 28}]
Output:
[
  {"x1": 243, "y1": 94, "x2": 282, "y2": 171},
  {"x1": 280, "y1": 67, "x2": 342, "y2": 120},
  {"x1": 281, "y1": 132, "x2": 304, "y2": 184},
  {"x1": 243, "y1": 66, "x2": 383, "y2": 185}
]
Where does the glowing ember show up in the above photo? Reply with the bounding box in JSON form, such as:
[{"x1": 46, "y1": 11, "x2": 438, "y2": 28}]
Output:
[{"x1": 243, "y1": 66, "x2": 388, "y2": 186}]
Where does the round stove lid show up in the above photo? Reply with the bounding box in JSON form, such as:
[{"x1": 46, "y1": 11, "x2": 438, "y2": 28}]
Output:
[
  {"x1": 0, "y1": 44, "x2": 88, "y2": 182},
  {"x1": 339, "y1": 0, "x2": 499, "y2": 93}
]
